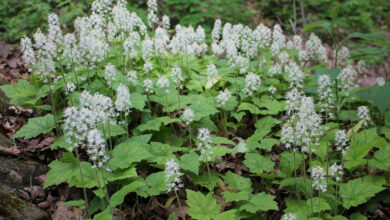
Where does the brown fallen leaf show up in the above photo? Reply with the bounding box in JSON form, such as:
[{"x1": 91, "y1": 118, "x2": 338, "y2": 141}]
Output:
[
  {"x1": 52, "y1": 202, "x2": 82, "y2": 220},
  {"x1": 0, "y1": 145, "x2": 20, "y2": 156}
]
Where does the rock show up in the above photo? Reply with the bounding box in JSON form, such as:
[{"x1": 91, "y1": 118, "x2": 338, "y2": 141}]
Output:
[
  {"x1": 0, "y1": 156, "x2": 48, "y2": 191},
  {"x1": 0, "y1": 190, "x2": 50, "y2": 220},
  {"x1": 0, "y1": 133, "x2": 12, "y2": 148},
  {"x1": 0, "y1": 79, "x2": 10, "y2": 111}
]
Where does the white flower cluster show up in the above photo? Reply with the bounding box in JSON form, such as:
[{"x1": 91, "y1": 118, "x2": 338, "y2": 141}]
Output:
[
  {"x1": 162, "y1": 15, "x2": 170, "y2": 29},
  {"x1": 216, "y1": 89, "x2": 232, "y2": 107},
  {"x1": 337, "y1": 65, "x2": 357, "y2": 96},
  {"x1": 20, "y1": 37, "x2": 36, "y2": 70},
  {"x1": 80, "y1": 90, "x2": 116, "y2": 124},
  {"x1": 281, "y1": 96, "x2": 323, "y2": 152},
  {"x1": 197, "y1": 128, "x2": 213, "y2": 161},
  {"x1": 143, "y1": 78, "x2": 154, "y2": 93},
  {"x1": 65, "y1": 82, "x2": 76, "y2": 95},
  {"x1": 104, "y1": 63, "x2": 117, "y2": 86},
  {"x1": 123, "y1": 32, "x2": 140, "y2": 59},
  {"x1": 87, "y1": 129, "x2": 111, "y2": 172},
  {"x1": 336, "y1": 46, "x2": 350, "y2": 66},
  {"x1": 334, "y1": 130, "x2": 349, "y2": 156},
  {"x1": 115, "y1": 84, "x2": 131, "y2": 115},
  {"x1": 317, "y1": 74, "x2": 335, "y2": 118},
  {"x1": 182, "y1": 107, "x2": 194, "y2": 125},
  {"x1": 376, "y1": 77, "x2": 385, "y2": 86},
  {"x1": 357, "y1": 60, "x2": 367, "y2": 74},
  {"x1": 63, "y1": 106, "x2": 96, "y2": 150},
  {"x1": 164, "y1": 159, "x2": 183, "y2": 193},
  {"x1": 329, "y1": 163, "x2": 344, "y2": 182},
  {"x1": 281, "y1": 213, "x2": 296, "y2": 220},
  {"x1": 357, "y1": 106, "x2": 371, "y2": 126},
  {"x1": 157, "y1": 76, "x2": 170, "y2": 94},
  {"x1": 268, "y1": 63, "x2": 282, "y2": 76},
  {"x1": 306, "y1": 33, "x2": 328, "y2": 63},
  {"x1": 243, "y1": 72, "x2": 262, "y2": 95},
  {"x1": 311, "y1": 166, "x2": 327, "y2": 193},
  {"x1": 271, "y1": 24, "x2": 286, "y2": 56},
  {"x1": 127, "y1": 70, "x2": 138, "y2": 85},
  {"x1": 147, "y1": 0, "x2": 158, "y2": 27},
  {"x1": 268, "y1": 85, "x2": 277, "y2": 94},
  {"x1": 285, "y1": 62, "x2": 304, "y2": 89},
  {"x1": 207, "y1": 62, "x2": 218, "y2": 83},
  {"x1": 154, "y1": 27, "x2": 170, "y2": 56},
  {"x1": 169, "y1": 25, "x2": 207, "y2": 57},
  {"x1": 171, "y1": 66, "x2": 184, "y2": 89}
]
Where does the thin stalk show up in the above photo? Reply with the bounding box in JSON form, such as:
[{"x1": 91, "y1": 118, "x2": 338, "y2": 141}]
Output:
[
  {"x1": 93, "y1": 169, "x2": 105, "y2": 209},
  {"x1": 75, "y1": 148, "x2": 90, "y2": 218},
  {"x1": 100, "y1": 170, "x2": 114, "y2": 218},
  {"x1": 48, "y1": 78, "x2": 61, "y2": 135},
  {"x1": 177, "y1": 86, "x2": 181, "y2": 109},
  {"x1": 174, "y1": 191, "x2": 184, "y2": 219},
  {"x1": 292, "y1": 147, "x2": 300, "y2": 199},
  {"x1": 206, "y1": 162, "x2": 212, "y2": 182},
  {"x1": 107, "y1": 122, "x2": 113, "y2": 152},
  {"x1": 299, "y1": 0, "x2": 307, "y2": 36},
  {"x1": 309, "y1": 150, "x2": 314, "y2": 217},
  {"x1": 188, "y1": 126, "x2": 192, "y2": 147}
]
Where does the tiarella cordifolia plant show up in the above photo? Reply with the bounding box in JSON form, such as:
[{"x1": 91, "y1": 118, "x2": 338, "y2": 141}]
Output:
[{"x1": 5, "y1": 1, "x2": 389, "y2": 219}]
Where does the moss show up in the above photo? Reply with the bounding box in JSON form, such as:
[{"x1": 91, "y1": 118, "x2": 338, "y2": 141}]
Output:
[{"x1": 0, "y1": 190, "x2": 27, "y2": 217}]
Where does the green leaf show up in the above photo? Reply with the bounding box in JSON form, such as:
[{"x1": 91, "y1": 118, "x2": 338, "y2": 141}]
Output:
[
  {"x1": 259, "y1": 138, "x2": 279, "y2": 151},
  {"x1": 93, "y1": 208, "x2": 113, "y2": 220},
  {"x1": 243, "y1": 153, "x2": 274, "y2": 174},
  {"x1": 13, "y1": 114, "x2": 56, "y2": 139},
  {"x1": 51, "y1": 136, "x2": 73, "y2": 150},
  {"x1": 158, "y1": 116, "x2": 181, "y2": 125},
  {"x1": 210, "y1": 137, "x2": 235, "y2": 145},
  {"x1": 135, "y1": 118, "x2": 162, "y2": 132},
  {"x1": 190, "y1": 103, "x2": 218, "y2": 121},
  {"x1": 148, "y1": 142, "x2": 178, "y2": 165},
  {"x1": 306, "y1": 197, "x2": 331, "y2": 215},
  {"x1": 223, "y1": 171, "x2": 252, "y2": 192},
  {"x1": 284, "y1": 199, "x2": 308, "y2": 219},
  {"x1": 248, "y1": 116, "x2": 280, "y2": 143},
  {"x1": 180, "y1": 152, "x2": 200, "y2": 175},
  {"x1": 368, "y1": 144, "x2": 390, "y2": 170},
  {"x1": 192, "y1": 172, "x2": 220, "y2": 191},
  {"x1": 257, "y1": 96, "x2": 285, "y2": 115},
  {"x1": 344, "y1": 128, "x2": 387, "y2": 170},
  {"x1": 131, "y1": 93, "x2": 147, "y2": 111},
  {"x1": 61, "y1": 200, "x2": 85, "y2": 208},
  {"x1": 105, "y1": 167, "x2": 138, "y2": 182},
  {"x1": 349, "y1": 212, "x2": 368, "y2": 220},
  {"x1": 213, "y1": 146, "x2": 234, "y2": 158},
  {"x1": 146, "y1": 171, "x2": 168, "y2": 196},
  {"x1": 100, "y1": 123, "x2": 127, "y2": 138},
  {"x1": 280, "y1": 152, "x2": 307, "y2": 176},
  {"x1": 355, "y1": 85, "x2": 390, "y2": 116},
  {"x1": 186, "y1": 189, "x2": 221, "y2": 220},
  {"x1": 240, "y1": 192, "x2": 278, "y2": 213},
  {"x1": 237, "y1": 102, "x2": 260, "y2": 114},
  {"x1": 110, "y1": 181, "x2": 145, "y2": 207},
  {"x1": 109, "y1": 141, "x2": 152, "y2": 170},
  {"x1": 0, "y1": 79, "x2": 38, "y2": 105},
  {"x1": 222, "y1": 191, "x2": 250, "y2": 202},
  {"x1": 340, "y1": 178, "x2": 384, "y2": 209},
  {"x1": 44, "y1": 152, "x2": 98, "y2": 188},
  {"x1": 214, "y1": 210, "x2": 238, "y2": 220}
]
